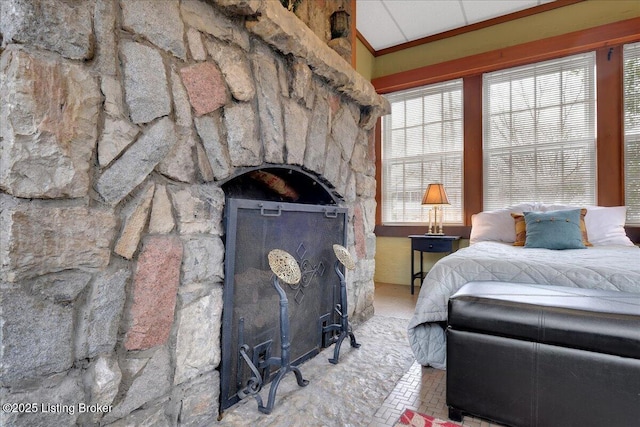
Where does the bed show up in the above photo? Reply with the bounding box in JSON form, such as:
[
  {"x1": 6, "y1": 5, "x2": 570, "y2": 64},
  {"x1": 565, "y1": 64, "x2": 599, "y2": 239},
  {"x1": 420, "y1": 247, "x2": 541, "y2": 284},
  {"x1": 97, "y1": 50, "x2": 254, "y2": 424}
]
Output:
[{"x1": 407, "y1": 203, "x2": 640, "y2": 369}]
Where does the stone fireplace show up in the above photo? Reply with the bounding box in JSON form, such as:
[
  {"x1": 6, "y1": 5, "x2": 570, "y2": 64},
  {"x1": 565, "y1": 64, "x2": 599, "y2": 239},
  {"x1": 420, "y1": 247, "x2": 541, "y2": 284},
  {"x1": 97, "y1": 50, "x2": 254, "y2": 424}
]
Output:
[{"x1": 0, "y1": 0, "x2": 388, "y2": 426}]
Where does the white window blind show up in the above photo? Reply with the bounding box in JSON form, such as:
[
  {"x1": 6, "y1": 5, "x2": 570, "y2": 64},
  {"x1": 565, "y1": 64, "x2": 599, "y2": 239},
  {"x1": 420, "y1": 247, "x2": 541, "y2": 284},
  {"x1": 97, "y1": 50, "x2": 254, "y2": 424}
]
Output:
[
  {"x1": 624, "y1": 42, "x2": 640, "y2": 225},
  {"x1": 483, "y1": 53, "x2": 597, "y2": 211},
  {"x1": 382, "y1": 80, "x2": 463, "y2": 224}
]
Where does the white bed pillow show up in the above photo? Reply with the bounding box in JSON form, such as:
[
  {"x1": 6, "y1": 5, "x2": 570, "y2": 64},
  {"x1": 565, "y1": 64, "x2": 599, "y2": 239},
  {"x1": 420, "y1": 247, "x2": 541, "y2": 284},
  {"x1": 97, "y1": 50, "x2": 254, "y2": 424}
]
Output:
[
  {"x1": 583, "y1": 206, "x2": 634, "y2": 246},
  {"x1": 470, "y1": 210, "x2": 514, "y2": 244},
  {"x1": 471, "y1": 203, "x2": 634, "y2": 246},
  {"x1": 470, "y1": 203, "x2": 540, "y2": 244}
]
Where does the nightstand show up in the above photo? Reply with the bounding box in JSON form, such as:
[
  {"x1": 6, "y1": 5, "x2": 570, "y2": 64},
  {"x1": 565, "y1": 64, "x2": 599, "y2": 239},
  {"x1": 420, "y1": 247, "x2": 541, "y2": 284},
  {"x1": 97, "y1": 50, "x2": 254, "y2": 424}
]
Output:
[{"x1": 409, "y1": 235, "x2": 461, "y2": 295}]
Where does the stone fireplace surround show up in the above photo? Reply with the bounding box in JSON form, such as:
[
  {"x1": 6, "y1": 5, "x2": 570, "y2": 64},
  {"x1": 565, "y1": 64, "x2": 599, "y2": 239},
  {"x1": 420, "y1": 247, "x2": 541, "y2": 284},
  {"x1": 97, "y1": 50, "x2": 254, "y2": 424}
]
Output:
[{"x1": 0, "y1": 0, "x2": 388, "y2": 426}]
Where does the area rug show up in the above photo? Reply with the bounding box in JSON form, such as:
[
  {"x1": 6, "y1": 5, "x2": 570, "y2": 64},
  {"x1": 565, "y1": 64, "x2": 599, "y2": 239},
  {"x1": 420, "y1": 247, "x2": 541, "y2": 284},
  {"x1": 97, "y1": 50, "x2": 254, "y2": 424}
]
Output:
[{"x1": 395, "y1": 409, "x2": 462, "y2": 427}]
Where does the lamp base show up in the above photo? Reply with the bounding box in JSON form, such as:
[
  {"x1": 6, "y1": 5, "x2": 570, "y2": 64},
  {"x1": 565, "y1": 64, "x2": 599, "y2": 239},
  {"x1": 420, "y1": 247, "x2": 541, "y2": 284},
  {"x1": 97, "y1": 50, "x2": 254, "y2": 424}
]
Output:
[{"x1": 426, "y1": 205, "x2": 446, "y2": 236}]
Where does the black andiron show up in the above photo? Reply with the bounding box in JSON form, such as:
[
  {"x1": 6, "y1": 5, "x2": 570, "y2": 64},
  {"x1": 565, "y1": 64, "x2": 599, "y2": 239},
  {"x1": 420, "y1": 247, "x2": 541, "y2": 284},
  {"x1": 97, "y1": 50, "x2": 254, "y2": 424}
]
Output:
[
  {"x1": 237, "y1": 249, "x2": 309, "y2": 414},
  {"x1": 323, "y1": 244, "x2": 360, "y2": 364}
]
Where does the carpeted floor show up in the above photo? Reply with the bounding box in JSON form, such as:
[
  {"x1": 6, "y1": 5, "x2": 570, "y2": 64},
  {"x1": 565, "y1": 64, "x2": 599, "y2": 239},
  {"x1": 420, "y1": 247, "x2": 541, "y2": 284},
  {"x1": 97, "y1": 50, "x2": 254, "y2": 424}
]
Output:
[{"x1": 217, "y1": 315, "x2": 415, "y2": 427}]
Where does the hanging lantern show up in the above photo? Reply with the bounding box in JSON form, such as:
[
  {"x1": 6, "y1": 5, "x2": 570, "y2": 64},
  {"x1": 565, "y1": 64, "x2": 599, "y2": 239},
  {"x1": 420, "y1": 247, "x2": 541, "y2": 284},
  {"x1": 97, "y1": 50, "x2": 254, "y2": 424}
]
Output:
[{"x1": 330, "y1": 8, "x2": 350, "y2": 39}]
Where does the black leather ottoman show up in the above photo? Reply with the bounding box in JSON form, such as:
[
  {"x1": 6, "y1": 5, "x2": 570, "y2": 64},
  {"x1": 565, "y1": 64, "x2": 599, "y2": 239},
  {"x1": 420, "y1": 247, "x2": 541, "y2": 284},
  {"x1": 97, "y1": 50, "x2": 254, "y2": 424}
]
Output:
[{"x1": 446, "y1": 281, "x2": 640, "y2": 427}]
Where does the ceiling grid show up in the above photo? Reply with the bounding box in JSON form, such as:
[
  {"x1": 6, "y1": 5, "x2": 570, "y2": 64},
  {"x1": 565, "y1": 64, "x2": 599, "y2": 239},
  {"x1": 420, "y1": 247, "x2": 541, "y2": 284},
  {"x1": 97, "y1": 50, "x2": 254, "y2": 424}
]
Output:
[{"x1": 356, "y1": 0, "x2": 553, "y2": 51}]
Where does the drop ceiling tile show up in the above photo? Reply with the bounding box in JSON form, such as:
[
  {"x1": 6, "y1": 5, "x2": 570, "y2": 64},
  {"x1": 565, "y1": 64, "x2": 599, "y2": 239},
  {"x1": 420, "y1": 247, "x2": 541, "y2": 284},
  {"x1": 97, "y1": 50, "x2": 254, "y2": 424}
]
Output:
[
  {"x1": 462, "y1": 0, "x2": 540, "y2": 25},
  {"x1": 384, "y1": 0, "x2": 466, "y2": 41},
  {"x1": 356, "y1": 0, "x2": 558, "y2": 51},
  {"x1": 357, "y1": 0, "x2": 408, "y2": 50}
]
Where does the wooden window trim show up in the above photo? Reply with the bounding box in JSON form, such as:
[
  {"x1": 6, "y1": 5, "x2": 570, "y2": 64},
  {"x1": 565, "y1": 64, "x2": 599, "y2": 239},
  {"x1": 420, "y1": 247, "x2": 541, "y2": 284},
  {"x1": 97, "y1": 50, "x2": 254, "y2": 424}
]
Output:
[
  {"x1": 372, "y1": 17, "x2": 640, "y2": 94},
  {"x1": 596, "y1": 45, "x2": 624, "y2": 206},
  {"x1": 374, "y1": 224, "x2": 472, "y2": 239},
  {"x1": 374, "y1": 225, "x2": 639, "y2": 242},
  {"x1": 374, "y1": 18, "x2": 640, "y2": 242},
  {"x1": 463, "y1": 75, "x2": 483, "y2": 224}
]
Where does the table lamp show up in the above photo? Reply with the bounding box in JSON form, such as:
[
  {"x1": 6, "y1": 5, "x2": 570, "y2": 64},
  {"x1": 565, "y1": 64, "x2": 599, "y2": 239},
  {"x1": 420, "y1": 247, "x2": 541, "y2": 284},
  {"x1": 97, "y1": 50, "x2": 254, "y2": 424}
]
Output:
[{"x1": 422, "y1": 183, "x2": 450, "y2": 235}]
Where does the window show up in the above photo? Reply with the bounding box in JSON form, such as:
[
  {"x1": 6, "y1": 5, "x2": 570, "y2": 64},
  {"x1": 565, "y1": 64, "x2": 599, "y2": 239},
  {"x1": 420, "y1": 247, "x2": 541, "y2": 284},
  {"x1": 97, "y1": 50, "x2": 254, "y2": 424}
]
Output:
[
  {"x1": 624, "y1": 42, "x2": 640, "y2": 225},
  {"x1": 483, "y1": 53, "x2": 597, "y2": 211},
  {"x1": 381, "y1": 80, "x2": 463, "y2": 224}
]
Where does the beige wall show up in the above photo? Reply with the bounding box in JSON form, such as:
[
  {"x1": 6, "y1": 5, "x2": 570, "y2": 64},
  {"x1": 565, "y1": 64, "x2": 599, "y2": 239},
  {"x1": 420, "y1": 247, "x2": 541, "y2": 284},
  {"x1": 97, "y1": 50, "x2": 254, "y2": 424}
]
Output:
[
  {"x1": 375, "y1": 238, "x2": 469, "y2": 286},
  {"x1": 364, "y1": 0, "x2": 640, "y2": 287},
  {"x1": 355, "y1": 38, "x2": 375, "y2": 81}
]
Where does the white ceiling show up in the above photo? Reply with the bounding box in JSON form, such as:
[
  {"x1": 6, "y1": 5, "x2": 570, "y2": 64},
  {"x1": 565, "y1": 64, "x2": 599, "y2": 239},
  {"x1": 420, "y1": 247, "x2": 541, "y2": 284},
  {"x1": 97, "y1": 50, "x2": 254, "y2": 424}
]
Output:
[{"x1": 356, "y1": 0, "x2": 555, "y2": 51}]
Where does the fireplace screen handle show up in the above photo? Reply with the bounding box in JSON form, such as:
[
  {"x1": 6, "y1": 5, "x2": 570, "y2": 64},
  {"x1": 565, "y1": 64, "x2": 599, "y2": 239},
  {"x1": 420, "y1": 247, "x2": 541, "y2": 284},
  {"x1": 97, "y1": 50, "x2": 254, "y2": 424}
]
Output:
[
  {"x1": 260, "y1": 203, "x2": 282, "y2": 217},
  {"x1": 324, "y1": 208, "x2": 338, "y2": 218}
]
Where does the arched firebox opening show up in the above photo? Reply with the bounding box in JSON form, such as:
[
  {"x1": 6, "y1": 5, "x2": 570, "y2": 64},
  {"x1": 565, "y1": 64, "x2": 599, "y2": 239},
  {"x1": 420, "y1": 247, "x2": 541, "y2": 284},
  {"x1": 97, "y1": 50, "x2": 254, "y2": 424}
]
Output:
[{"x1": 220, "y1": 165, "x2": 342, "y2": 205}]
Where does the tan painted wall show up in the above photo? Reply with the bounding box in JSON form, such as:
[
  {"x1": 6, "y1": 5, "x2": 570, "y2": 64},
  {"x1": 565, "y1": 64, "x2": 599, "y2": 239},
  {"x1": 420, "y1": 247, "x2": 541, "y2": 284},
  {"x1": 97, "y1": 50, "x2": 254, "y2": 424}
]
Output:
[
  {"x1": 355, "y1": 38, "x2": 375, "y2": 80},
  {"x1": 374, "y1": 237, "x2": 469, "y2": 286}
]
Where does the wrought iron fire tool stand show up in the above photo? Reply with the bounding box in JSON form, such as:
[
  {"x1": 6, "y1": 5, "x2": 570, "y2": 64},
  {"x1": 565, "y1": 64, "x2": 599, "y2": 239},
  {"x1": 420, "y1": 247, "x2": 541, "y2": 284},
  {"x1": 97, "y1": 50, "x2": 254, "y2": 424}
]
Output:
[
  {"x1": 238, "y1": 249, "x2": 309, "y2": 414},
  {"x1": 323, "y1": 244, "x2": 360, "y2": 364}
]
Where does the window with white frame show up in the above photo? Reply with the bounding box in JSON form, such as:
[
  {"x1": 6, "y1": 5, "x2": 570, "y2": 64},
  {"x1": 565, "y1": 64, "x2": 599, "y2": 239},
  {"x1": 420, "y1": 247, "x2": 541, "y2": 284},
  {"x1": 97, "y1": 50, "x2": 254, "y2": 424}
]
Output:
[
  {"x1": 624, "y1": 42, "x2": 640, "y2": 225},
  {"x1": 483, "y1": 52, "x2": 597, "y2": 211},
  {"x1": 381, "y1": 80, "x2": 463, "y2": 224}
]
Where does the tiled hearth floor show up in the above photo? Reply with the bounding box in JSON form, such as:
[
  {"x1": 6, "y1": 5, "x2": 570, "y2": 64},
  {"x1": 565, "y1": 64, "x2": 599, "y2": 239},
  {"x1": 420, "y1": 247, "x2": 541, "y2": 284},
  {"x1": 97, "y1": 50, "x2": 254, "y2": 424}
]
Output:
[{"x1": 371, "y1": 283, "x2": 503, "y2": 427}]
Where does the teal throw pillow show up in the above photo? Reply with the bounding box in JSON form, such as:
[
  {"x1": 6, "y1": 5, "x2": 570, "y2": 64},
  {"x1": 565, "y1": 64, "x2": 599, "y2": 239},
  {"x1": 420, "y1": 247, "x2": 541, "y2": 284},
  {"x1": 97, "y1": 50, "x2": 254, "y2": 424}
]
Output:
[{"x1": 523, "y1": 209, "x2": 587, "y2": 250}]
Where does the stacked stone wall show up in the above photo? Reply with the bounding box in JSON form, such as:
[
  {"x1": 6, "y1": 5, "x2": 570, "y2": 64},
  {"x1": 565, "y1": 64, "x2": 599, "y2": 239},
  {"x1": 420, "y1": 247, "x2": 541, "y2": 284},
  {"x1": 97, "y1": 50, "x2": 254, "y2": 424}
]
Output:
[{"x1": 0, "y1": 1, "x2": 387, "y2": 425}]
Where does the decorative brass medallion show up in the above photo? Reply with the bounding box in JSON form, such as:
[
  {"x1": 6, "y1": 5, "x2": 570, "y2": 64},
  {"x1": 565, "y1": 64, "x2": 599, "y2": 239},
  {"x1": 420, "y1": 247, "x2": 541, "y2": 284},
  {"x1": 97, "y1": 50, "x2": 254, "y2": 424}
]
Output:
[
  {"x1": 268, "y1": 249, "x2": 301, "y2": 285},
  {"x1": 332, "y1": 244, "x2": 355, "y2": 270}
]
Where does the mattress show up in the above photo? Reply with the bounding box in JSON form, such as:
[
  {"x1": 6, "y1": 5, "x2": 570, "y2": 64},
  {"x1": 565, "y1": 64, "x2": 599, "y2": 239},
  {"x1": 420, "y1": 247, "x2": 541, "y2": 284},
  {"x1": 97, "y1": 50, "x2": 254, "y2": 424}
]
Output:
[{"x1": 407, "y1": 241, "x2": 640, "y2": 369}]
